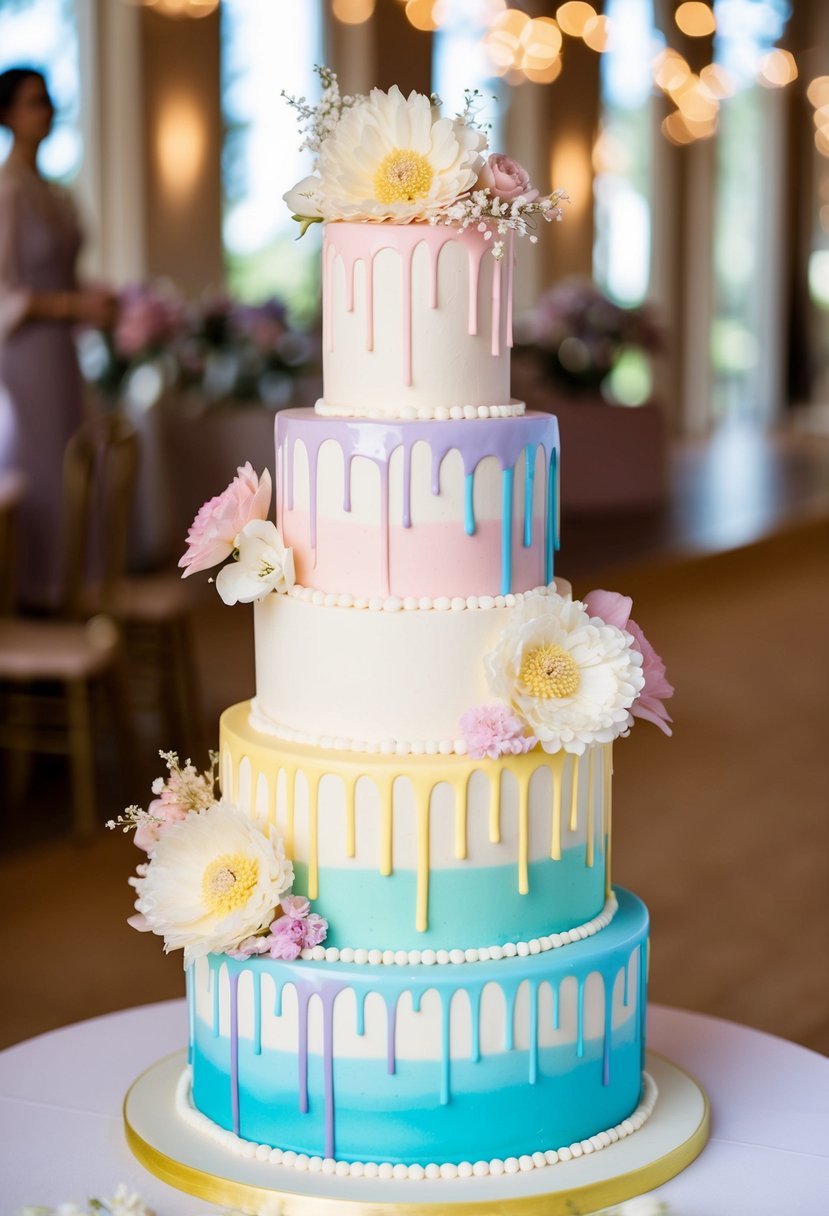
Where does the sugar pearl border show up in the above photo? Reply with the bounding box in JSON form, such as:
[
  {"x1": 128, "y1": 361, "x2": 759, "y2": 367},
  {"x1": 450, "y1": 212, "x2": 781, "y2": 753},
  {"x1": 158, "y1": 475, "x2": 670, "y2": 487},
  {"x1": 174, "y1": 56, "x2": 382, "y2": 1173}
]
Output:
[
  {"x1": 285, "y1": 582, "x2": 558, "y2": 616},
  {"x1": 176, "y1": 1068, "x2": 657, "y2": 1181},
  {"x1": 299, "y1": 895, "x2": 618, "y2": 967},
  {"x1": 315, "y1": 399, "x2": 526, "y2": 422}
]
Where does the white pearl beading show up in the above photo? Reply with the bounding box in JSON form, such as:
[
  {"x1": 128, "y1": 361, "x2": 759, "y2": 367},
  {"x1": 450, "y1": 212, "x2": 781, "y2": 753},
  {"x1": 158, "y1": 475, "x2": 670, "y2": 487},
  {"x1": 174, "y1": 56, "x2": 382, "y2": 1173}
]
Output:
[
  {"x1": 299, "y1": 895, "x2": 618, "y2": 967},
  {"x1": 284, "y1": 582, "x2": 558, "y2": 616},
  {"x1": 175, "y1": 1068, "x2": 658, "y2": 1180},
  {"x1": 315, "y1": 399, "x2": 526, "y2": 422}
]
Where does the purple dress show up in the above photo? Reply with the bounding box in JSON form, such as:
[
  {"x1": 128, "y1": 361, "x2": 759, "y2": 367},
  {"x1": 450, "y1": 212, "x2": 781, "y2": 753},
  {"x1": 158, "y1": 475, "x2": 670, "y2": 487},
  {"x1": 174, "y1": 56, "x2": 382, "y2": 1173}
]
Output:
[{"x1": 0, "y1": 159, "x2": 85, "y2": 609}]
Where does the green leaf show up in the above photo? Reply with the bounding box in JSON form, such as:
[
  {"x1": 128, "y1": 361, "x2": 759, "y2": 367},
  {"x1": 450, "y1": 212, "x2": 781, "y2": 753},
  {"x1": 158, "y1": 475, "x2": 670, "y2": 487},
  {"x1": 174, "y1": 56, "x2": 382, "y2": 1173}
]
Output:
[{"x1": 292, "y1": 215, "x2": 323, "y2": 239}]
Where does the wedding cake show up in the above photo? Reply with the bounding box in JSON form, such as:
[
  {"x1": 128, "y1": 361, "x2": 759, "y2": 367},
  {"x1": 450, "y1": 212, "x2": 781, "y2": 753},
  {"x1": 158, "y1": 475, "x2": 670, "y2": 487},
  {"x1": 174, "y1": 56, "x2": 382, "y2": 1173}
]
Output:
[{"x1": 117, "y1": 76, "x2": 674, "y2": 1187}]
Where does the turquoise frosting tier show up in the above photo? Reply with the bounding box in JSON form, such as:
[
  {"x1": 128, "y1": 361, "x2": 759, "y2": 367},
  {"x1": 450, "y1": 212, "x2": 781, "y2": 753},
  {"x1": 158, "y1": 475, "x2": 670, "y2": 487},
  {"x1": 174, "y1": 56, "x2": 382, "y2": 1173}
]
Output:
[
  {"x1": 188, "y1": 888, "x2": 648, "y2": 1166},
  {"x1": 292, "y1": 849, "x2": 607, "y2": 951}
]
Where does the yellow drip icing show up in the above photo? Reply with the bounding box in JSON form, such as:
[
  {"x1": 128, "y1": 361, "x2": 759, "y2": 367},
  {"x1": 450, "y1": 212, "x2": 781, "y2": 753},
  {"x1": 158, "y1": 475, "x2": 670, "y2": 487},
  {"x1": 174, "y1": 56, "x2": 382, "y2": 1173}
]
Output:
[
  {"x1": 550, "y1": 751, "x2": 564, "y2": 860},
  {"x1": 518, "y1": 775, "x2": 530, "y2": 895},
  {"x1": 586, "y1": 748, "x2": 595, "y2": 868},
  {"x1": 344, "y1": 775, "x2": 357, "y2": 858},
  {"x1": 488, "y1": 767, "x2": 501, "y2": 844},
  {"x1": 569, "y1": 754, "x2": 580, "y2": 832},
  {"x1": 604, "y1": 744, "x2": 614, "y2": 899},
  {"x1": 416, "y1": 786, "x2": 431, "y2": 933},
  {"x1": 220, "y1": 704, "x2": 600, "y2": 935}
]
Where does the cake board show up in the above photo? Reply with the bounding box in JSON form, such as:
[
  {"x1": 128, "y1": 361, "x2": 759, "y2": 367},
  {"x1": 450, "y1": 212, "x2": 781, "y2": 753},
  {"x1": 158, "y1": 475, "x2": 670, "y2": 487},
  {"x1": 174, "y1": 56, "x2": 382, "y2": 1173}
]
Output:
[{"x1": 124, "y1": 1049, "x2": 708, "y2": 1214}]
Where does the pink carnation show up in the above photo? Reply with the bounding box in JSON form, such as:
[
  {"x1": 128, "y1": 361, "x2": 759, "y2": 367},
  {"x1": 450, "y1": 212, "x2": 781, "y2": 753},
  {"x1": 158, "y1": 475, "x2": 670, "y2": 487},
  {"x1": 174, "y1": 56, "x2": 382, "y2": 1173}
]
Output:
[
  {"x1": 584, "y1": 589, "x2": 674, "y2": 736},
  {"x1": 178, "y1": 463, "x2": 272, "y2": 578},
  {"x1": 266, "y1": 894, "x2": 329, "y2": 961},
  {"x1": 134, "y1": 796, "x2": 188, "y2": 854},
  {"x1": 476, "y1": 154, "x2": 539, "y2": 203},
  {"x1": 460, "y1": 705, "x2": 537, "y2": 760}
]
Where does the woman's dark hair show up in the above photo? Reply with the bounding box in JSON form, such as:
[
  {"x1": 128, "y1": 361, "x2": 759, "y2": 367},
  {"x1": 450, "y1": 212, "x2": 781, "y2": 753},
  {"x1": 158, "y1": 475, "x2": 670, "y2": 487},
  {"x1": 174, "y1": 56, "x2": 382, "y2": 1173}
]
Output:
[{"x1": 0, "y1": 68, "x2": 48, "y2": 127}]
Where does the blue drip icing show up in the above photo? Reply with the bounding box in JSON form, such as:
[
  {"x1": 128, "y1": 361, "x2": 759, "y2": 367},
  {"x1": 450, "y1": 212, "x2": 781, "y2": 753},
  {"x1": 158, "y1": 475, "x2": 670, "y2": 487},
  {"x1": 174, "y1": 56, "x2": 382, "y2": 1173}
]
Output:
[
  {"x1": 252, "y1": 970, "x2": 262, "y2": 1056},
  {"x1": 504, "y1": 983, "x2": 517, "y2": 1052},
  {"x1": 528, "y1": 982, "x2": 538, "y2": 1085},
  {"x1": 210, "y1": 957, "x2": 220, "y2": 1038},
  {"x1": 356, "y1": 990, "x2": 366, "y2": 1036},
  {"x1": 464, "y1": 473, "x2": 476, "y2": 536},
  {"x1": 187, "y1": 965, "x2": 195, "y2": 1065},
  {"x1": 552, "y1": 978, "x2": 560, "y2": 1031},
  {"x1": 440, "y1": 992, "x2": 451, "y2": 1105},
  {"x1": 577, "y1": 979, "x2": 585, "y2": 1058},
  {"x1": 469, "y1": 985, "x2": 483, "y2": 1064},
  {"x1": 523, "y1": 445, "x2": 536, "y2": 548},
  {"x1": 501, "y1": 466, "x2": 514, "y2": 595},
  {"x1": 545, "y1": 448, "x2": 557, "y2": 583},
  {"x1": 274, "y1": 980, "x2": 283, "y2": 1018}
]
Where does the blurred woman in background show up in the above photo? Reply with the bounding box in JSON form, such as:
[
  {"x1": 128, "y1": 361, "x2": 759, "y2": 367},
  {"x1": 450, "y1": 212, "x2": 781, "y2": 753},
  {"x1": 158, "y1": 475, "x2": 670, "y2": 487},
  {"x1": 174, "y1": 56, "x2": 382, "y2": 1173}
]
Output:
[{"x1": 0, "y1": 67, "x2": 115, "y2": 609}]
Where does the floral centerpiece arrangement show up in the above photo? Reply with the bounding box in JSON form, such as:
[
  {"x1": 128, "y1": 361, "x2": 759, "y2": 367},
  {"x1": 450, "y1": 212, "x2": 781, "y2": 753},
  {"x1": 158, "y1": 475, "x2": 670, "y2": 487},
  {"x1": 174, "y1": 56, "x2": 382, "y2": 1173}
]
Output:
[
  {"x1": 526, "y1": 277, "x2": 662, "y2": 400},
  {"x1": 77, "y1": 284, "x2": 315, "y2": 411},
  {"x1": 283, "y1": 67, "x2": 567, "y2": 259}
]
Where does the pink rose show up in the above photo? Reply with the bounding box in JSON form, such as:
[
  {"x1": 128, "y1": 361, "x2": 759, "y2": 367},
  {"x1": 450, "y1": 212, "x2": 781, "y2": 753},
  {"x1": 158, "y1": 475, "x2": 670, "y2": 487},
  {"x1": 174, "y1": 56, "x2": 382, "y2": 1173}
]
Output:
[
  {"x1": 584, "y1": 589, "x2": 674, "y2": 736},
  {"x1": 134, "y1": 797, "x2": 188, "y2": 854},
  {"x1": 178, "y1": 463, "x2": 272, "y2": 578},
  {"x1": 476, "y1": 154, "x2": 539, "y2": 203}
]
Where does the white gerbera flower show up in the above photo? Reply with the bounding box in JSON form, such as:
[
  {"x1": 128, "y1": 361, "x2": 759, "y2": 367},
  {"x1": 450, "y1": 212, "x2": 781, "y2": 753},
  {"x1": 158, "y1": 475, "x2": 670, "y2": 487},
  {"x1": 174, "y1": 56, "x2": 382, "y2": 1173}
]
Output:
[
  {"x1": 311, "y1": 84, "x2": 486, "y2": 223},
  {"x1": 131, "y1": 802, "x2": 294, "y2": 964},
  {"x1": 485, "y1": 594, "x2": 645, "y2": 755}
]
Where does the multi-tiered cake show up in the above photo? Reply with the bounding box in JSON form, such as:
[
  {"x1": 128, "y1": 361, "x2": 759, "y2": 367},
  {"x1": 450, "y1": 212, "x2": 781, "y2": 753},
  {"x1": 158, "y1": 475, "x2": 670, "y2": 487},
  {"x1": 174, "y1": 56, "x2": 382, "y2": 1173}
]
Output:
[{"x1": 119, "y1": 77, "x2": 675, "y2": 1191}]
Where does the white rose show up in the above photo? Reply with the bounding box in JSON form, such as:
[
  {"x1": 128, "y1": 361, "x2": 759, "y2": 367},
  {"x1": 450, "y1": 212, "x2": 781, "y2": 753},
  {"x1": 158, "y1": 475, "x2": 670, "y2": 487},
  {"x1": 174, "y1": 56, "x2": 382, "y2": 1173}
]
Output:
[
  {"x1": 216, "y1": 519, "x2": 296, "y2": 605},
  {"x1": 282, "y1": 173, "x2": 326, "y2": 219}
]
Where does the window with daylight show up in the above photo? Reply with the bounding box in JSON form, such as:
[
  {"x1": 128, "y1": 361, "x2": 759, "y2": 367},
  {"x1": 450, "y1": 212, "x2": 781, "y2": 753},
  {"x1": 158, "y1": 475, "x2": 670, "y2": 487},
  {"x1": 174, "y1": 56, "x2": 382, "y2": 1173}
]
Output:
[
  {"x1": 0, "y1": 0, "x2": 82, "y2": 183},
  {"x1": 432, "y1": 0, "x2": 504, "y2": 151},
  {"x1": 220, "y1": 0, "x2": 324, "y2": 322}
]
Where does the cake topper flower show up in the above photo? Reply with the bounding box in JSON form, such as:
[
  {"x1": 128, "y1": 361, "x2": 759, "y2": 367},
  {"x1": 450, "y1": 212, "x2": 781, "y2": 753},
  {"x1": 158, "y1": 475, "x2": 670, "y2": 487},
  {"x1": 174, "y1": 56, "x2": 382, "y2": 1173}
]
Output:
[
  {"x1": 127, "y1": 802, "x2": 295, "y2": 965},
  {"x1": 485, "y1": 592, "x2": 645, "y2": 755},
  {"x1": 282, "y1": 68, "x2": 567, "y2": 254},
  {"x1": 583, "y1": 589, "x2": 674, "y2": 735},
  {"x1": 178, "y1": 463, "x2": 295, "y2": 604}
]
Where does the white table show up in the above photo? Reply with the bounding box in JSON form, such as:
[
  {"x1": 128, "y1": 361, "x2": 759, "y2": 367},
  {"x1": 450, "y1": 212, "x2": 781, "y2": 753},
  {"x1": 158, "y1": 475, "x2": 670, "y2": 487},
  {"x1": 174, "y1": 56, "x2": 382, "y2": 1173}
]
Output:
[{"x1": 1, "y1": 1002, "x2": 827, "y2": 1215}]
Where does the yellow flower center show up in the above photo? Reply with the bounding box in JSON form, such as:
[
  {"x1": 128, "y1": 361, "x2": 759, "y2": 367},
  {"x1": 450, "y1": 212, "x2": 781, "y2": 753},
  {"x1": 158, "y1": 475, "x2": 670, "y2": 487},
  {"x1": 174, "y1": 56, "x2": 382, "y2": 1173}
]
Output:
[
  {"x1": 519, "y1": 645, "x2": 580, "y2": 699},
  {"x1": 202, "y1": 853, "x2": 259, "y2": 917},
  {"x1": 374, "y1": 148, "x2": 434, "y2": 204}
]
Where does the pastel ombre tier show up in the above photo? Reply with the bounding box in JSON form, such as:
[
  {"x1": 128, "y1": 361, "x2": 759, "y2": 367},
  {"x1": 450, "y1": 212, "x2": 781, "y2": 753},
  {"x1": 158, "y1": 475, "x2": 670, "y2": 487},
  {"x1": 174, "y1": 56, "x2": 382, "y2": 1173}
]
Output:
[
  {"x1": 187, "y1": 889, "x2": 649, "y2": 1167},
  {"x1": 275, "y1": 409, "x2": 560, "y2": 600},
  {"x1": 221, "y1": 701, "x2": 613, "y2": 954},
  {"x1": 320, "y1": 221, "x2": 523, "y2": 419},
  {"x1": 252, "y1": 582, "x2": 569, "y2": 753}
]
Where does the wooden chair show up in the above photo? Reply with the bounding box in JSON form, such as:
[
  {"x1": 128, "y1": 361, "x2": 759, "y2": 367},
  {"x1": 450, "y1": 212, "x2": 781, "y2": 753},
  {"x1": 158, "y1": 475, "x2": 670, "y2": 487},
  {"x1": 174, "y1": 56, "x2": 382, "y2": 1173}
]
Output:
[{"x1": 0, "y1": 413, "x2": 138, "y2": 838}]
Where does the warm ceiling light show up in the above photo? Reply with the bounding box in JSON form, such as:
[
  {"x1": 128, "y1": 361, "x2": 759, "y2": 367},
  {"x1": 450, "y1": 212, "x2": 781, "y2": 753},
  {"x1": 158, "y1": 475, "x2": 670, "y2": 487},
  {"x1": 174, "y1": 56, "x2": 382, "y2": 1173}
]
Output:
[
  {"x1": 555, "y1": 2, "x2": 596, "y2": 38},
  {"x1": 661, "y1": 112, "x2": 695, "y2": 146},
  {"x1": 521, "y1": 17, "x2": 563, "y2": 67},
  {"x1": 675, "y1": 2, "x2": 715, "y2": 37},
  {"x1": 653, "y1": 49, "x2": 691, "y2": 94},
  {"x1": 495, "y1": 7, "x2": 531, "y2": 37},
  {"x1": 813, "y1": 105, "x2": 829, "y2": 132},
  {"x1": 676, "y1": 83, "x2": 718, "y2": 123},
  {"x1": 815, "y1": 128, "x2": 829, "y2": 158},
  {"x1": 582, "y1": 14, "x2": 610, "y2": 52},
  {"x1": 524, "y1": 57, "x2": 564, "y2": 85},
  {"x1": 332, "y1": 0, "x2": 375, "y2": 23},
  {"x1": 758, "y1": 49, "x2": 798, "y2": 89},
  {"x1": 156, "y1": 94, "x2": 205, "y2": 200},
  {"x1": 700, "y1": 63, "x2": 735, "y2": 99},
  {"x1": 549, "y1": 134, "x2": 591, "y2": 216},
  {"x1": 807, "y1": 76, "x2": 829, "y2": 109},
  {"x1": 405, "y1": 0, "x2": 438, "y2": 30},
  {"x1": 140, "y1": 0, "x2": 218, "y2": 16}
]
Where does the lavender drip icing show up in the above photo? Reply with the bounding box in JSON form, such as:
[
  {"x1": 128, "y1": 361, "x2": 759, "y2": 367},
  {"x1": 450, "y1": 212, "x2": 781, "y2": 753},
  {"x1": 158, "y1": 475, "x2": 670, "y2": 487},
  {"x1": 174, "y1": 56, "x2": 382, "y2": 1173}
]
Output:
[{"x1": 276, "y1": 410, "x2": 560, "y2": 597}]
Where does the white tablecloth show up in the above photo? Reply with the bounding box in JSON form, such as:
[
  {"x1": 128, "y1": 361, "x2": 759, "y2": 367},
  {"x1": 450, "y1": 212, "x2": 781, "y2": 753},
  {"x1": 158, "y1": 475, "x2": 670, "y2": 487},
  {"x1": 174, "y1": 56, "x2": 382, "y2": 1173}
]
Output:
[{"x1": 1, "y1": 1002, "x2": 827, "y2": 1215}]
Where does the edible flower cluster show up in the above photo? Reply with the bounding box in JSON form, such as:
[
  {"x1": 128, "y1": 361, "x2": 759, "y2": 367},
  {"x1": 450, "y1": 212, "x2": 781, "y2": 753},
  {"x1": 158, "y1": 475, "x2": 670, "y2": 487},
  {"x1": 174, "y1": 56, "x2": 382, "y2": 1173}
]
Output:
[
  {"x1": 283, "y1": 68, "x2": 566, "y2": 257},
  {"x1": 178, "y1": 462, "x2": 294, "y2": 605},
  {"x1": 108, "y1": 751, "x2": 327, "y2": 965},
  {"x1": 462, "y1": 589, "x2": 673, "y2": 758}
]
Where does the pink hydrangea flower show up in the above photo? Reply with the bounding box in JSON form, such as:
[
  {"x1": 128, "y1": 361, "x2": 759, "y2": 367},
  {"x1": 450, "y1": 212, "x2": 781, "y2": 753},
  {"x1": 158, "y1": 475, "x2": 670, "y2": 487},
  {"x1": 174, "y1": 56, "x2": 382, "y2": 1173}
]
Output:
[
  {"x1": 584, "y1": 589, "x2": 674, "y2": 735},
  {"x1": 460, "y1": 705, "x2": 537, "y2": 760},
  {"x1": 476, "y1": 154, "x2": 539, "y2": 203},
  {"x1": 267, "y1": 894, "x2": 329, "y2": 961},
  {"x1": 134, "y1": 796, "x2": 189, "y2": 854},
  {"x1": 178, "y1": 463, "x2": 272, "y2": 578}
]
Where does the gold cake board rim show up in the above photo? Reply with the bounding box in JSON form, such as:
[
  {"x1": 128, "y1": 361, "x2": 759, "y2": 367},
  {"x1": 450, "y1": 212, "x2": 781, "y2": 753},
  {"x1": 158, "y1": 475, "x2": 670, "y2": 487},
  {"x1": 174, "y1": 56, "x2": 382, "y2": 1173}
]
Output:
[{"x1": 124, "y1": 1049, "x2": 709, "y2": 1214}]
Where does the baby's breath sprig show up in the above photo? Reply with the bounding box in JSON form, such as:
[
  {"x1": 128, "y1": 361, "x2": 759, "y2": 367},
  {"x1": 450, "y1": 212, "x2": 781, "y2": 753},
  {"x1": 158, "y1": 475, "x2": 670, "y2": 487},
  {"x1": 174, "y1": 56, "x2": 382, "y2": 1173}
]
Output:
[
  {"x1": 457, "y1": 87, "x2": 496, "y2": 132},
  {"x1": 431, "y1": 188, "x2": 569, "y2": 259},
  {"x1": 281, "y1": 65, "x2": 360, "y2": 160}
]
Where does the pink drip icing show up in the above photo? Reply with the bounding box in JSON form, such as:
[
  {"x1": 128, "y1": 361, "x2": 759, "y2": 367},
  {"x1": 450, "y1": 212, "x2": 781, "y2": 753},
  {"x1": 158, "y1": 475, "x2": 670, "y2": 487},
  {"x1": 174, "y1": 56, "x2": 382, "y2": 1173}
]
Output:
[
  {"x1": 506, "y1": 231, "x2": 515, "y2": 348},
  {"x1": 322, "y1": 223, "x2": 508, "y2": 391},
  {"x1": 491, "y1": 256, "x2": 502, "y2": 357}
]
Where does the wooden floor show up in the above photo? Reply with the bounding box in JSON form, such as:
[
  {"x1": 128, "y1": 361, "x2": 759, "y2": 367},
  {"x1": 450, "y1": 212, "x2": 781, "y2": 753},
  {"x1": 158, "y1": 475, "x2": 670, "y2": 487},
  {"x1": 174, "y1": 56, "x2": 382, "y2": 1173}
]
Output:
[{"x1": 1, "y1": 430, "x2": 828, "y2": 1056}]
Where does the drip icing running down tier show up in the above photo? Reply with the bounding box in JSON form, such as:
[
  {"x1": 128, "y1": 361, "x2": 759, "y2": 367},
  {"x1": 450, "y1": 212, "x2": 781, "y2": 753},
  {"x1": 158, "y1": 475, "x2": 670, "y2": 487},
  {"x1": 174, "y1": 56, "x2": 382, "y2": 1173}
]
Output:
[
  {"x1": 276, "y1": 408, "x2": 560, "y2": 599},
  {"x1": 320, "y1": 221, "x2": 523, "y2": 419},
  {"x1": 253, "y1": 582, "x2": 570, "y2": 752},
  {"x1": 221, "y1": 702, "x2": 612, "y2": 952},
  {"x1": 187, "y1": 889, "x2": 648, "y2": 1166}
]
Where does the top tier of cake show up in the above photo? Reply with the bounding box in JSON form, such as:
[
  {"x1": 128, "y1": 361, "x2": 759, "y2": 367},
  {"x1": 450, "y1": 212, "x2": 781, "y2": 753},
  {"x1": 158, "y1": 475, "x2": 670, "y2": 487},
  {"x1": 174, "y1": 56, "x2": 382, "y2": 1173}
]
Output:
[{"x1": 318, "y1": 222, "x2": 523, "y2": 420}]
